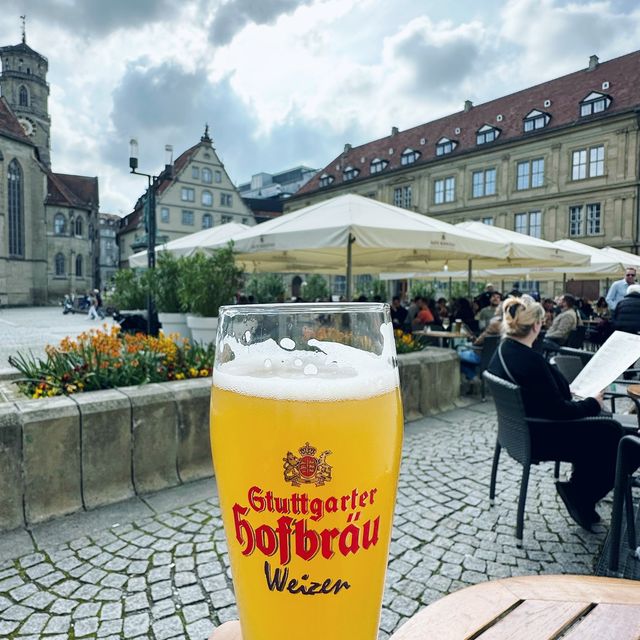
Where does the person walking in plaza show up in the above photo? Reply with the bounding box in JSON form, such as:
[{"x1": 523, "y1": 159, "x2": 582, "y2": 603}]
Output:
[
  {"x1": 87, "y1": 290, "x2": 99, "y2": 320},
  {"x1": 543, "y1": 293, "x2": 581, "y2": 350},
  {"x1": 605, "y1": 267, "x2": 636, "y2": 311},
  {"x1": 487, "y1": 295, "x2": 620, "y2": 530},
  {"x1": 612, "y1": 283, "x2": 640, "y2": 334}
]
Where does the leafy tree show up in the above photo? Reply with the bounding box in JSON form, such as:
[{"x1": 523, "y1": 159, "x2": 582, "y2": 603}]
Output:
[
  {"x1": 110, "y1": 268, "x2": 148, "y2": 310},
  {"x1": 302, "y1": 274, "x2": 330, "y2": 301},
  {"x1": 408, "y1": 281, "x2": 436, "y2": 301},
  {"x1": 153, "y1": 252, "x2": 185, "y2": 313},
  {"x1": 246, "y1": 273, "x2": 285, "y2": 303}
]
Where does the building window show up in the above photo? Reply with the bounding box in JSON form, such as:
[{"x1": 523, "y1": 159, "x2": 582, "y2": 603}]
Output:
[
  {"x1": 202, "y1": 190, "x2": 213, "y2": 206},
  {"x1": 481, "y1": 217, "x2": 494, "y2": 225},
  {"x1": 436, "y1": 137, "x2": 457, "y2": 156},
  {"x1": 19, "y1": 85, "x2": 28, "y2": 106},
  {"x1": 319, "y1": 173, "x2": 335, "y2": 188},
  {"x1": 192, "y1": 166, "x2": 200, "y2": 179},
  {"x1": 181, "y1": 187, "x2": 195, "y2": 202},
  {"x1": 370, "y1": 158, "x2": 388, "y2": 174},
  {"x1": 571, "y1": 203, "x2": 602, "y2": 236},
  {"x1": 182, "y1": 210, "x2": 194, "y2": 226},
  {"x1": 400, "y1": 148, "x2": 421, "y2": 165},
  {"x1": 471, "y1": 168, "x2": 496, "y2": 198},
  {"x1": 215, "y1": 170, "x2": 222, "y2": 183},
  {"x1": 55, "y1": 253, "x2": 65, "y2": 276},
  {"x1": 514, "y1": 211, "x2": 542, "y2": 238},
  {"x1": 434, "y1": 176, "x2": 455, "y2": 204},
  {"x1": 476, "y1": 125, "x2": 500, "y2": 145},
  {"x1": 572, "y1": 145, "x2": 604, "y2": 180},
  {"x1": 75, "y1": 216, "x2": 83, "y2": 237},
  {"x1": 516, "y1": 158, "x2": 544, "y2": 190},
  {"x1": 221, "y1": 214, "x2": 233, "y2": 224},
  {"x1": 523, "y1": 109, "x2": 550, "y2": 132},
  {"x1": 8, "y1": 159, "x2": 24, "y2": 257},
  {"x1": 54, "y1": 212, "x2": 66, "y2": 235},
  {"x1": 160, "y1": 207, "x2": 170, "y2": 223},
  {"x1": 580, "y1": 91, "x2": 611, "y2": 117},
  {"x1": 220, "y1": 193, "x2": 233, "y2": 207},
  {"x1": 202, "y1": 213, "x2": 213, "y2": 229},
  {"x1": 75, "y1": 254, "x2": 83, "y2": 277},
  {"x1": 393, "y1": 186, "x2": 412, "y2": 209},
  {"x1": 202, "y1": 168, "x2": 212, "y2": 183},
  {"x1": 343, "y1": 166, "x2": 360, "y2": 181}
]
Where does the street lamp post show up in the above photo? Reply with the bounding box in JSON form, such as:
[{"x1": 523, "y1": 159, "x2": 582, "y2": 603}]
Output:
[{"x1": 129, "y1": 138, "x2": 158, "y2": 335}]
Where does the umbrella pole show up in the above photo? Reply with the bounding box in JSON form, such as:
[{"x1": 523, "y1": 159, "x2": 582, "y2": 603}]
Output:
[
  {"x1": 562, "y1": 272, "x2": 567, "y2": 292},
  {"x1": 346, "y1": 233, "x2": 355, "y2": 300},
  {"x1": 467, "y1": 259, "x2": 472, "y2": 298}
]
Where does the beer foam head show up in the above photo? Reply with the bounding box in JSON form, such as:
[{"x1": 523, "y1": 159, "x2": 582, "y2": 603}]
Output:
[{"x1": 214, "y1": 322, "x2": 399, "y2": 401}]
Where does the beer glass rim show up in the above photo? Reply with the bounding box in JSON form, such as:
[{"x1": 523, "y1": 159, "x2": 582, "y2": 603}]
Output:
[{"x1": 219, "y1": 302, "x2": 389, "y2": 317}]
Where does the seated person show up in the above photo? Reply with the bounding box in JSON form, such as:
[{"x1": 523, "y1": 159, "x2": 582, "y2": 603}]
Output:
[
  {"x1": 458, "y1": 310, "x2": 502, "y2": 380},
  {"x1": 411, "y1": 298, "x2": 434, "y2": 330},
  {"x1": 390, "y1": 295, "x2": 408, "y2": 331},
  {"x1": 488, "y1": 295, "x2": 621, "y2": 530},
  {"x1": 476, "y1": 291, "x2": 502, "y2": 329},
  {"x1": 612, "y1": 284, "x2": 640, "y2": 334},
  {"x1": 543, "y1": 293, "x2": 581, "y2": 350}
]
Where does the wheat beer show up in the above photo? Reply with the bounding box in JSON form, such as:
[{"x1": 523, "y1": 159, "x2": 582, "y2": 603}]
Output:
[{"x1": 210, "y1": 303, "x2": 403, "y2": 640}]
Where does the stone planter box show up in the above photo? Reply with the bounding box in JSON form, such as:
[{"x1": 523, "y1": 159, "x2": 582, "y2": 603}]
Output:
[{"x1": 0, "y1": 347, "x2": 459, "y2": 532}]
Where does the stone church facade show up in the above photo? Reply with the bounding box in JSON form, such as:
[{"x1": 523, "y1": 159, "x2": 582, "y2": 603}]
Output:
[{"x1": 0, "y1": 35, "x2": 99, "y2": 305}]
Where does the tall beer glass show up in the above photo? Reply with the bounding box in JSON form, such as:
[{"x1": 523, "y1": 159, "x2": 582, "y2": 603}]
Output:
[{"x1": 210, "y1": 303, "x2": 403, "y2": 640}]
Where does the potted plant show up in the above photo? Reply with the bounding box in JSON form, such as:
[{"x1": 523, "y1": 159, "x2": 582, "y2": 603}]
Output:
[
  {"x1": 179, "y1": 245, "x2": 244, "y2": 344},
  {"x1": 110, "y1": 269, "x2": 148, "y2": 315},
  {"x1": 154, "y1": 252, "x2": 190, "y2": 340}
]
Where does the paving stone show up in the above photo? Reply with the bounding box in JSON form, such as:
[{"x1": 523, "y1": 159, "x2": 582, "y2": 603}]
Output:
[
  {"x1": 182, "y1": 602, "x2": 210, "y2": 623},
  {"x1": 97, "y1": 618, "x2": 123, "y2": 637},
  {"x1": 186, "y1": 618, "x2": 214, "y2": 640},
  {"x1": 179, "y1": 584, "x2": 205, "y2": 605},
  {"x1": 9, "y1": 582, "x2": 39, "y2": 601},
  {"x1": 124, "y1": 591, "x2": 149, "y2": 613},
  {"x1": 73, "y1": 616, "x2": 99, "y2": 637},
  {"x1": 43, "y1": 615, "x2": 72, "y2": 634},
  {"x1": 152, "y1": 615, "x2": 185, "y2": 639},
  {"x1": 22, "y1": 589, "x2": 56, "y2": 610},
  {"x1": 73, "y1": 601, "x2": 101, "y2": 619},
  {"x1": 123, "y1": 612, "x2": 150, "y2": 638},
  {"x1": 4, "y1": 603, "x2": 34, "y2": 620}
]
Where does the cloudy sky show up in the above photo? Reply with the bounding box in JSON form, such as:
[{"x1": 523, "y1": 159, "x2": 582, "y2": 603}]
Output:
[{"x1": 1, "y1": 0, "x2": 640, "y2": 215}]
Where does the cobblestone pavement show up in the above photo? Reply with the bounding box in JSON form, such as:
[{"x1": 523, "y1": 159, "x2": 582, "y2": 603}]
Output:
[
  {"x1": 0, "y1": 306, "x2": 117, "y2": 369},
  {"x1": 0, "y1": 402, "x2": 612, "y2": 639}
]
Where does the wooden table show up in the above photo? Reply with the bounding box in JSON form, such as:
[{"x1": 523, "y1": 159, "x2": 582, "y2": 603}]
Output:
[{"x1": 389, "y1": 575, "x2": 640, "y2": 640}]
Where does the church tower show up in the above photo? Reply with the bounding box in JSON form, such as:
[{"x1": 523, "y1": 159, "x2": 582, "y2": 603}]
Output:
[{"x1": 0, "y1": 20, "x2": 51, "y2": 167}]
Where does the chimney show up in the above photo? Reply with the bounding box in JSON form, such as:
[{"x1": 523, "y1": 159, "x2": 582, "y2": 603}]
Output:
[
  {"x1": 588, "y1": 54, "x2": 599, "y2": 71},
  {"x1": 344, "y1": 143, "x2": 352, "y2": 153},
  {"x1": 391, "y1": 126, "x2": 399, "y2": 136},
  {"x1": 164, "y1": 144, "x2": 173, "y2": 167},
  {"x1": 464, "y1": 99, "x2": 473, "y2": 112}
]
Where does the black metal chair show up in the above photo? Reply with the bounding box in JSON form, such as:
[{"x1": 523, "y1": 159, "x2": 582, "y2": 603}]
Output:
[
  {"x1": 608, "y1": 435, "x2": 640, "y2": 573},
  {"x1": 478, "y1": 335, "x2": 500, "y2": 402},
  {"x1": 557, "y1": 346, "x2": 594, "y2": 366},
  {"x1": 550, "y1": 355, "x2": 583, "y2": 384},
  {"x1": 567, "y1": 325, "x2": 587, "y2": 349},
  {"x1": 483, "y1": 370, "x2": 624, "y2": 545}
]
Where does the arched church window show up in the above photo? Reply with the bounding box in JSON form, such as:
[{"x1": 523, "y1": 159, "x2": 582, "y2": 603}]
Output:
[
  {"x1": 8, "y1": 159, "x2": 24, "y2": 257},
  {"x1": 54, "y1": 213, "x2": 66, "y2": 235},
  {"x1": 55, "y1": 253, "x2": 65, "y2": 276},
  {"x1": 75, "y1": 216, "x2": 83, "y2": 237},
  {"x1": 19, "y1": 85, "x2": 28, "y2": 107},
  {"x1": 75, "y1": 255, "x2": 83, "y2": 277}
]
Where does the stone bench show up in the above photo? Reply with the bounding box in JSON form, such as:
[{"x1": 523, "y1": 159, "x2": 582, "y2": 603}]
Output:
[{"x1": 0, "y1": 348, "x2": 460, "y2": 532}]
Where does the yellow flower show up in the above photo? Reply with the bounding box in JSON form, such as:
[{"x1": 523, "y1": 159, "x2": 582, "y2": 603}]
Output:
[
  {"x1": 199, "y1": 369, "x2": 209, "y2": 377},
  {"x1": 175, "y1": 372, "x2": 186, "y2": 380},
  {"x1": 189, "y1": 367, "x2": 198, "y2": 378}
]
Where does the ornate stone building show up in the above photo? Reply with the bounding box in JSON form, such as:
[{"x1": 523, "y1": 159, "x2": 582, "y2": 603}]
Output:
[
  {"x1": 290, "y1": 51, "x2": 640, "y2": 263},
  {"x1": 118, "y1": 128, "x2": 255, "y2": 268},
  {"x1": 0, "y1": 33, "x2": 99, "y2": 305}
]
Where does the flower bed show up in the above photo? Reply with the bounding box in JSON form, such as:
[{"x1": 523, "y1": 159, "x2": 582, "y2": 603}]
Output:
[{"x1": 9, "y1": 326, "x2": 214, "y2": 399}]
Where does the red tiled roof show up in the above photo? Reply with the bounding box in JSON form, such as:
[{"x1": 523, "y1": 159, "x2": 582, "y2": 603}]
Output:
[
  {"x1": 0, "y1": 97, "x2": 32, "y2": 143},
  {"x1": 46, "y1": 172, "x2": 98, "y2": 209},
  {"x1": 156, "y1": 142, "x2": 200, "y2": 196},
  {"x1": 297, "y1": 49, "x2": 640, "y2": 196}
]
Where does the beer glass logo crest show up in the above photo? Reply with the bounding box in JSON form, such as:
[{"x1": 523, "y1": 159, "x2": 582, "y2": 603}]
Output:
[{"x1": 283, "y1": 442, "x2": 332, "y2": 487}]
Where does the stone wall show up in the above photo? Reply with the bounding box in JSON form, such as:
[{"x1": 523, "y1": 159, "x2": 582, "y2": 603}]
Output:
[{"x1": 0, "y1": 348, "x2": 460, "y2": 532}]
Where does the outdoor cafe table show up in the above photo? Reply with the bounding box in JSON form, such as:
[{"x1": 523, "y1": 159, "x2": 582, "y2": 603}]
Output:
[
  {"x1": 389, "y1": 574, "x2": 640, "y2": 640},
  {"x1": 413, "y1": 329, "x2": 465, "y2": 348}
]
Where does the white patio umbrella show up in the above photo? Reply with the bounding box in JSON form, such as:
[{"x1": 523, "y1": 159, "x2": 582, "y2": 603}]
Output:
[
  {"x1": 381, "y1": 239, "x2": 633, "y2": 283},
  {"x1": 207, "y1": 194, "x2": 585, "y2": 298},
  {"x1": 128, "y1": 222, "x2": 249, "y2": 267}
]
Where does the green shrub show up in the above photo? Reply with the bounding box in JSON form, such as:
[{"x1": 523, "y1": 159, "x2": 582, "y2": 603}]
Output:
[
  {"x1": 246, "y1": 273, "x2": 285, "y2": 303},
  {"x1": 302, "y1": 274, "x2": 329, "y2": 301}
]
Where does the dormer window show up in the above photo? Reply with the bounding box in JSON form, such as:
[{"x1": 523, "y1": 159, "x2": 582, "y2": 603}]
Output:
[
  {"x1": 343, "y1": 166, "x2": 360, "y2": 181},
  {"x1": 580, "y1": 91, "x2": 611, "y2": 117},
  {"x1": 370, "y1": 158, "x2": 388, "y2": 174},
  {"x1": 436, "y1": 137, "x2": 457, "y2": 156},
  {"x1": 319, "y1": 173, "x2": 335, "y2": 188},
  {"x1": 523, "y1": 109, "x2": 550, "y2": 132},
  {"x1": 476, "y1": 125, "x2": 500, "y2": 145},
  {"x1": 400, "y1": 148, "x2": 421, "y2": 165}
]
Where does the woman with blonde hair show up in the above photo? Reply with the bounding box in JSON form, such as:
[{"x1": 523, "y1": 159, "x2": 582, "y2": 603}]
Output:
[{"x1": 487, "y1": 295, "x2": 621, "y2": 530}]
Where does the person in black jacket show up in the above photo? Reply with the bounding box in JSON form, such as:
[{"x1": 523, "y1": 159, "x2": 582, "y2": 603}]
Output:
[
  {"x1": 488, "y1": 295, "x2": 621, "y2": 530},
  {"x1": 612, "y1": 283, "x2": 640, "y2": 334}
]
